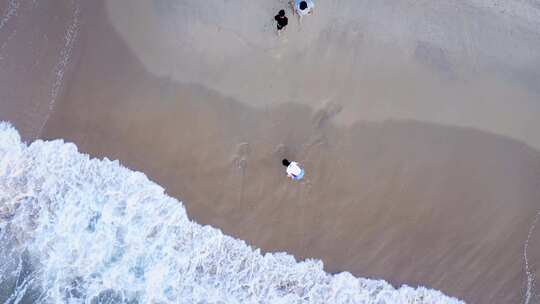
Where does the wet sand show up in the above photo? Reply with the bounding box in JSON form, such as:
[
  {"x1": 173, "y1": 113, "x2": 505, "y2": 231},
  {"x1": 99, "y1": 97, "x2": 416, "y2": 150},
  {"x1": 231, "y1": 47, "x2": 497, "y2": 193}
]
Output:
[
  {"x1": 0, "y1": 0, "x2": 79, "y2": 139},
  {"x1": 2, "y1": 0, "x2": 540, "y2": 303}
]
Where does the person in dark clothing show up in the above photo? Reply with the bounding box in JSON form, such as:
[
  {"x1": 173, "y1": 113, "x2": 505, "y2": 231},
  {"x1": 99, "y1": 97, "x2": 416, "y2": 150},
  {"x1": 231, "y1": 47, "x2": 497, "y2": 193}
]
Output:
[{"x1": 274, "y1": 9, "x2": 288, "y2": 36}]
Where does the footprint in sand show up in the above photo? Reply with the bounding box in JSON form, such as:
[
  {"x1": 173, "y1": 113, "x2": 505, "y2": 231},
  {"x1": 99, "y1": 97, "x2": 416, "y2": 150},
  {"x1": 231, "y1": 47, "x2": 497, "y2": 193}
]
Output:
[
  {"x1": 269, "y1": 48, "x2": 285, "y2": 59},
  {"x1": 312, "y1": 101, "x2": 343, "y2": 128},
  {"x1": 269, "y1": 37, "x2": 288, "y2": 59},
  {"x1": 304, "y1": 134, "x2": 327, "y2": 150},
  {"x1": 273, "y1": 143, "x2": 287, "y2": 157},
  {"x1": 232, "y1": 142, "x2": 250, "y2": 171}
]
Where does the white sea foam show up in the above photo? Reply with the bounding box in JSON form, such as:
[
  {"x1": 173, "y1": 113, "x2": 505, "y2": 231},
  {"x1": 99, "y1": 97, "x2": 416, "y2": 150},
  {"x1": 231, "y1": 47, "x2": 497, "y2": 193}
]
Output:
[
  {"x1": 523, "y1": 210, "x2": 539, "y2": 304},
  {"x1": 0, "y1": 122, "x2": 464, "y2": 303},
  {"x1": 0, "y1": 0, "x2": 19, "y2": 33}
]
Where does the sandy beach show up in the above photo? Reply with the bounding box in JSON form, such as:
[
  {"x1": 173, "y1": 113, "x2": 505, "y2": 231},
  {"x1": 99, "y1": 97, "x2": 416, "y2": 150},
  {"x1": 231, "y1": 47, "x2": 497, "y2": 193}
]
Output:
[{"x1": 2, "y1": 0, "x2": 540, "y2": 303}]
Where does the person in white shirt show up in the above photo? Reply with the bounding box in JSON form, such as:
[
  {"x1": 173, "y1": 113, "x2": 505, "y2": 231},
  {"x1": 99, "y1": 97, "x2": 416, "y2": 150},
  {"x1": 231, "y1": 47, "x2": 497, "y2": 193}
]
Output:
[
  {"x1": 282, "y1": 159, "x2": 305, "y2": 181},
  {"x1": 292, "y1": 0, "x2": 315, "y2": 22}
]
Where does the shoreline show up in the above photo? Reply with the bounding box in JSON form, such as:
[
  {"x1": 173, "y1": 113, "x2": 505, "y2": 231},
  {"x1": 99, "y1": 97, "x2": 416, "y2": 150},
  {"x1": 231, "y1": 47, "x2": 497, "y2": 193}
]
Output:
[{"x1": 1, "y1": 0, "x2": 539, "y2": 303}]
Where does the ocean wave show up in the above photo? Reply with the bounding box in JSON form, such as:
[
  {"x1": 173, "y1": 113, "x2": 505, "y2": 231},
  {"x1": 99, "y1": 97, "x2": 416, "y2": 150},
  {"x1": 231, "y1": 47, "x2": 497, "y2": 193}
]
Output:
[{"x1": 0, "y1": 122, "x2": 463, "y2": 304}]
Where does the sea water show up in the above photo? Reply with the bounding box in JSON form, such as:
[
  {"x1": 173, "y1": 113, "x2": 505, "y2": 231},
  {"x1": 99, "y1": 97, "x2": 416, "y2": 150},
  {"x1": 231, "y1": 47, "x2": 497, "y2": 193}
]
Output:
[{"x1": 0, "y1": 122, "x2": 463, "y2": 304}]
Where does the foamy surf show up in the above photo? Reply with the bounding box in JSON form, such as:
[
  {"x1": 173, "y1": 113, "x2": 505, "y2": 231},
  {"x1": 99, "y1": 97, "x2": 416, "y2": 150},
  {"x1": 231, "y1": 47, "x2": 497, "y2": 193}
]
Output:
[
  {"x1": 0, "y1": 122, "x2": 463, "y2": 303},
  {"x1": 0, "y1": 0, "x2": 19, "y2": 33}
]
